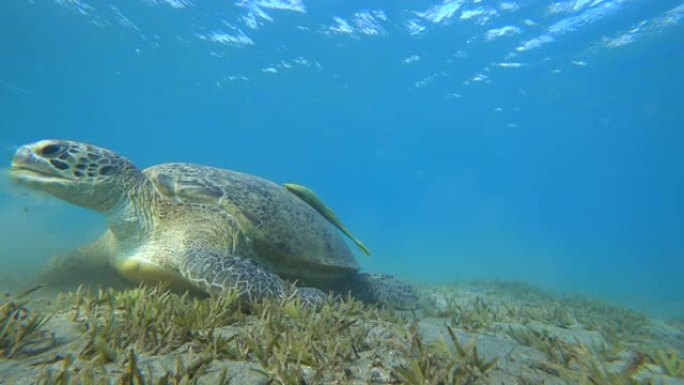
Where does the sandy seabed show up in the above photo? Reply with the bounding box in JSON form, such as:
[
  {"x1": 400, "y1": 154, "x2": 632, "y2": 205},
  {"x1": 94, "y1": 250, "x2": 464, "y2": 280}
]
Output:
[{"x1": 1, "y1": 279, "x2": 683, "y2": 385}]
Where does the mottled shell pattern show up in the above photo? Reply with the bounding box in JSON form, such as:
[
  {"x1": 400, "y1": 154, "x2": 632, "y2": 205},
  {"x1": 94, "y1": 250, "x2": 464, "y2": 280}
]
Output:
[{"x1": 143, "y1": 163, "x2": 360, "y2": 282}]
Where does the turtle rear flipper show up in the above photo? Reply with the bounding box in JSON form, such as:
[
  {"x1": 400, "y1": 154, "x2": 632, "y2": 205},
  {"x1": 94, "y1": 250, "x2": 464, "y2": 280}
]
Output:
[
  {"x1": 330, "y1": 273, "x2": 418, "y2": 310},
  {"x1": 179, "y1": 249, "x2": 326, "y2": 306},
  {"x1": 284, "y1": 183, "x2": 371, "y2": 257}
]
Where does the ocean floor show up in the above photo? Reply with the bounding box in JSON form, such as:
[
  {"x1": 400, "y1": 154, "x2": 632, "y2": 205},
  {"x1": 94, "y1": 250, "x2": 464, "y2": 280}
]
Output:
[{"x1": 0, "y1": 279, "x2": 683, "y2": 385}]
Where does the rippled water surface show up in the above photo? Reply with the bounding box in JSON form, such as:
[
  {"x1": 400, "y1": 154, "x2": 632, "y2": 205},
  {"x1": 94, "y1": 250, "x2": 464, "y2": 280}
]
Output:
[{"x1": 1, "y1": 0, "x2": 683, "y2": 318}]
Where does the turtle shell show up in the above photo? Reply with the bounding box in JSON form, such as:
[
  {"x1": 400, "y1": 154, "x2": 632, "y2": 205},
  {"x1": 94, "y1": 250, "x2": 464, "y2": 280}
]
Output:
[{"x1": 143, "y1": 163, "x2": 360, "y2": 282}]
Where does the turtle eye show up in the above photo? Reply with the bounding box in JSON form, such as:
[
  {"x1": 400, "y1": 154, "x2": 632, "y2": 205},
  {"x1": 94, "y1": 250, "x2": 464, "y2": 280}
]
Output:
[{"x1": 38, "y1": 143, "x2": 63, "y2": 157}]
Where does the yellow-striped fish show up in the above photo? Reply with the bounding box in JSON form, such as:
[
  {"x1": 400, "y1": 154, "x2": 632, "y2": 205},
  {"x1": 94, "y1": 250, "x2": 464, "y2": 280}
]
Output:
[{"x1": 284, "y1": 183, "x2": 371, "y2": 257}]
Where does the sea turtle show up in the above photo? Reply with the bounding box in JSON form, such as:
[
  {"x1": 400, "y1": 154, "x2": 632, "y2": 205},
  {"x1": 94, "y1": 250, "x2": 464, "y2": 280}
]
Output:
[{"x1": 9, "y1": 139, "x2": 417, "y2": 308}]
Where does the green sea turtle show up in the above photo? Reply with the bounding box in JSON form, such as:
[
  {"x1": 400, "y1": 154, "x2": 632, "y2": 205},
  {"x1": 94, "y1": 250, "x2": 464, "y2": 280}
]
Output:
[{"x1": 9, "y1": 139, "x2": 416, "y2": 308}]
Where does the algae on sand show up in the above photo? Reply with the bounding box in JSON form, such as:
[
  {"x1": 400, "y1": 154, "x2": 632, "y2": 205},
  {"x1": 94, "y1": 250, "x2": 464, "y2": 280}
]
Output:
[{"x1": 0, "y1": 281, "x2": 683, "y2": 385}]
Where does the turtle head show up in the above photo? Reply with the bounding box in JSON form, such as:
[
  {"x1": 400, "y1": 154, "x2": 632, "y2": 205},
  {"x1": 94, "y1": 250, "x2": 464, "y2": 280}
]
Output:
[{"x1": 10, "y1": 139, "x2": 142, "y2": 213}]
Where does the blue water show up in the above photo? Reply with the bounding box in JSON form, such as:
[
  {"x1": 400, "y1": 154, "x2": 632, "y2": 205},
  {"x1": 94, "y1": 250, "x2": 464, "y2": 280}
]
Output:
[{"x1": 1, "y1": 0, "x2": 683, "y2": 318}]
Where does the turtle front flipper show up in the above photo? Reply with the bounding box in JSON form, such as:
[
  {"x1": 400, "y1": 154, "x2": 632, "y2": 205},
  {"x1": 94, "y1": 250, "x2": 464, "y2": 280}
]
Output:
[
  {"x1": 179, "y1": 249, "x2": 326, "y2": 306},
  {"x1": 37, "y1": 231, "x2": 124, "y2": 289}
]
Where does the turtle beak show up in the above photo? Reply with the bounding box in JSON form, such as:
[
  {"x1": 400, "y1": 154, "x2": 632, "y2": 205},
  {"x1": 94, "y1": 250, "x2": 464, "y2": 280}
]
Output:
[
  {"x1": 11, "y1": 145, "x2": 35, "y2": 166},
  {"x1": 10, "y1": 144, "x2": 68, "y2": 183}
]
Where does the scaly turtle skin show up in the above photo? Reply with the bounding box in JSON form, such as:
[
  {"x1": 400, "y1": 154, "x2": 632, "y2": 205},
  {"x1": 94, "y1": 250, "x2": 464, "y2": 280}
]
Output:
[{"x1": 9, "y1": 139, "x2": 417, "y2": 308}]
